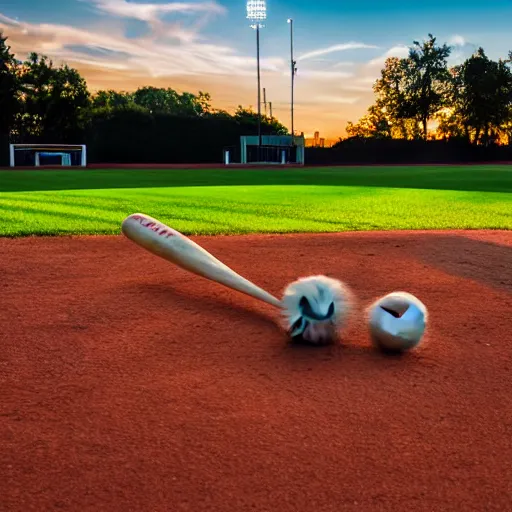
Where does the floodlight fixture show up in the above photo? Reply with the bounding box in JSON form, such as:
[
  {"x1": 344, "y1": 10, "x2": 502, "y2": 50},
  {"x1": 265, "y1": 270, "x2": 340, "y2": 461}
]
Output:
[{"x1": 247, "y1": 0, "x2": 266, "y2": 27}]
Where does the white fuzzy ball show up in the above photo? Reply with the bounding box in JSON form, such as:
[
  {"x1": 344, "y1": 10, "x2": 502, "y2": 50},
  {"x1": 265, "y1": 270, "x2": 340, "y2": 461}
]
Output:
[
  {"x1": 367, "y1": 291, "x2": 427, "y2": 352},
  {"x1": 281, "y1": 275, "x2": 353, "y2": 345}
]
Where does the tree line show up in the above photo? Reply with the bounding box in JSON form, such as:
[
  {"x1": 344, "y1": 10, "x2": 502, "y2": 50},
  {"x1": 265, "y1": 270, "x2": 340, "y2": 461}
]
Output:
[
  {"x1": 344, "y1": 34, "x2": 512, "y2": 146},
  {"x1": 2, "y1": 30, "x2": 512, "y2": 166},
  {"x1": 0, "y1": 31, "x2": 287, "y2": 165}
]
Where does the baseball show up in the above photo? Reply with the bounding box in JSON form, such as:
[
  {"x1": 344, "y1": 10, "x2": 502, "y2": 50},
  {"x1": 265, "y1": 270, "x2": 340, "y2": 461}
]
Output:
[
  {"x1": 367, "y1": 291, "x2": 428, "y2": 353},
  {"x1": 281, "y1": 275, "x2": 353, "y2": 345}
]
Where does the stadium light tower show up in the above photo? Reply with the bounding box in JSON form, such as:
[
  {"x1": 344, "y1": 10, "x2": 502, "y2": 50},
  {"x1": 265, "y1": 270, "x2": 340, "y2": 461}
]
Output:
[
  {"x1": 287, "y1": 18, "x2": 297, "y2": 142},
  {"x1": 247, "y1": 0, "x2": 266, "y2": 157}
]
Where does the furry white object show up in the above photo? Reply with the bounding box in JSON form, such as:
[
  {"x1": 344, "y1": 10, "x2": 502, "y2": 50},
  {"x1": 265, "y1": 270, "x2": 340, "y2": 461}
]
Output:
[
  {"x1": 281, "y1": 275, "x2": 353, "y2": 344},
  {"x1": 367, "y1": 291, "x2": 427, "y2": 352}
]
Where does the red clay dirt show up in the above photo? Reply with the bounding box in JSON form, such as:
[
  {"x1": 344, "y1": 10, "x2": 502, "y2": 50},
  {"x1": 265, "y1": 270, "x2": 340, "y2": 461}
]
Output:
[{"x1": 1, "y1": 230, "x2": 511, "y2": 512}]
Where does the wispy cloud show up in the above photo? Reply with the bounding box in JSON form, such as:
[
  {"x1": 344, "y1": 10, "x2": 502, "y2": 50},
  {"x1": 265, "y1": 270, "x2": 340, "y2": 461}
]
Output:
[
  {"x1": 0, "y1": 11, "x2": 283, "y2": 77},
  {"x1": 0, "y1": 13, "x2": 20, "y2": 27},
  {"x1": 297, "y1": 70, "x2": 354, "y2": 79},
  {"x1": 297, "y1": 42, "x2": 378, "y2": 62},
  {"x1": 331, "y1": 61, "x2": 356, "y2": 69},
  {"x1": 315, "y1": 95, "x2": 360, "y2": 104},
  {"x1": 87, "y1": 0, "x2": 226, "y2": 41},
  {"x1": 358, "y1": 76, "x2": 379, "y2": 84},
  {"x1": 89, "y1": 0, "x2": 225, "y2": 20},
  {"x1": 366, "y1": 45, "x2": 409, "y2": 67},
  {"x1": 341, "y1": 82, "x2": 375, "y2": 92}
]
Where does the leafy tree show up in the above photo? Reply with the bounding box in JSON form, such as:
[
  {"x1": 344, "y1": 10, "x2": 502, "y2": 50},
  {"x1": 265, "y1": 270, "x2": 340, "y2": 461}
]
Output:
[
  {"x1": 92, "y1": 90, "x2": 134, "y2": 109},
  {"x1": 132, "y1": 86, "x2": 211, "y2": 116},
  {"x1": 207, "y1": 108, "x2": 233, "y2": 120},
  {"x1": 434, "y1": 107, "x2": 466, "y2": 140},
  {"x1": 0, "y1": 32, "x2": 19, "y2": 142},
  {"x1": 179, "y1": 91, "x2": 211, "y2": 116},
  {"x1": 373, "y1": 57, "x2": 417, "y2": 138},
  {"x1": 17, "y1": 53, "x2": 90, "y2": 142},
  {"x1": 365, "y1": 35, "x2": 451, "y2": 140},
  {"x1": 233, "y1": 106, "x2": 288, "y2": 135},
  {"x1": 498, "y1": 109, "x2": 512, "y2": 145},
  {"x1": 46, "y1": 64, "x2": 90, "y2": 141},
  {"x1": 449, "y1": 48, "x2": 512, "y2": 144},
  {"x1": 132, "y1": 86, "x2": 173, "y2": 112},
  {"x1": 404, "y1": 34, "x2": 452, "y2": 139},
  {"x1": 345, "y1": 104, "x2": 391, "y2": 139},
  {"x1": 350, "y1": 35, "x2": 455, "y2": 141}
]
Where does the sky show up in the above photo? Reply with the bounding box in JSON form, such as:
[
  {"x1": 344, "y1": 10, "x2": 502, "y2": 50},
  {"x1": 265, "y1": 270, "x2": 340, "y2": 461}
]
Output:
[{"x1": 1, "y1": 0, "x2": 512, "y2": 140}]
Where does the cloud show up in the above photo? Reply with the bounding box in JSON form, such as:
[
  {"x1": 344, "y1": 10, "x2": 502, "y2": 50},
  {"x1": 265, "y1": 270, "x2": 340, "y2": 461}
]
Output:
[
  {"x1": 366, "y1": 45, "x2": 410, "y2": 67},
  {"x1": 86, "y1": 0, "x2": 226, "y2": 41},
  {"x1": 331, "y1": 61, "x2": 355, "y2": 69},
  {"x1": 341, "y1": 82, "x2": 375, "y2": 92},
  {"x1": 358, "y1": 76, "x2": 378, "y2": 84},
  {"x1": 0, "y1": 13, "x2": 20, "y2": 26},
  {"x1": 297, "y1": 70, "x2": 354, "y2": 79},
  {"x1": 448, "y1": 34, "x2": 466, "y2": 47},
  {"x1": 89, "y1": 0, "x2": 225, "y2": 21},
  {"x1": 0, "y1": 12, "x2": 283, "y2": 77},
  {"x1": 297, "y1": 42, "x2": 379, "y2": 62},
  {"x1": 448, "y1": 37, "x2": 479, "y2": 66},
  {"x1": 314, "y1": 95, "x2": 360, "y2": 104}
]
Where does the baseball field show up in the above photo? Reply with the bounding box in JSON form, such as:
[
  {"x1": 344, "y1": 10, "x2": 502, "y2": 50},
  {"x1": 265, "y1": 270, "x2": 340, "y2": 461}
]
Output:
[
  {"x1": 0, "y1": 164, "x2": 511, "y2": 235},
  {"x1": 1, "y1": 164, "x2": 512, "y2": 511}
]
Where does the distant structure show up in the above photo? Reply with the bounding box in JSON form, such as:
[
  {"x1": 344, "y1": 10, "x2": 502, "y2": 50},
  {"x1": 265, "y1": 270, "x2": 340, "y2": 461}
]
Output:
[{"x1": 304, "y1": 131, "x2": 327, "y2": 148}]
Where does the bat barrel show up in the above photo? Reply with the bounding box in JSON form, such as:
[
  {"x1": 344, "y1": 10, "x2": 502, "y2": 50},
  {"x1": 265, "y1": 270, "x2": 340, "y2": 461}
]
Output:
[{"x1": 122, "y1": 213, "x2": 282, "y2": 309}]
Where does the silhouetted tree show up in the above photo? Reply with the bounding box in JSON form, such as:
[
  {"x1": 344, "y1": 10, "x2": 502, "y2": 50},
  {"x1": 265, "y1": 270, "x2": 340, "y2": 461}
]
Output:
[
  {"x1": 233, "y1": 106, "x2": 288, "y2": 135},
  {"x1": 372, "y1": 57, "x2": 417, "y2": 138},
  {"x1": 132, "y1": 86, "x2": 211, "y2": 116},
  {"x1": 92, "y1": 90, "x2": 134, "y2": 109},
  {"x1": 448, "y1": 48, "x2": 512, "y2": 144},
  {"x1": 345, "y1": 104, "x2": 391, "y2": 139},
  {"x1": 403, "y1": 34, "x2": 452, "y2": 139},
  {"x1": 16, "y1": 53, "x2": 90, "y2": 142},
  {"x1": 0, "y1": 32, "x2": 20, "y2": 147},
  {"x1": 346, "y1": 34, "x2": 512, "y2": 145}
]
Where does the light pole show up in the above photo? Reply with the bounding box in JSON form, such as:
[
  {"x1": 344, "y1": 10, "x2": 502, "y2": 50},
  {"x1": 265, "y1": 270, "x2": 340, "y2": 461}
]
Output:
[
  {"x1": 247, "y1": 0, "x2": 266, "y2": 160},
  {"x1": 287, "y1": 18, "x2": 297, "y2": 144}
]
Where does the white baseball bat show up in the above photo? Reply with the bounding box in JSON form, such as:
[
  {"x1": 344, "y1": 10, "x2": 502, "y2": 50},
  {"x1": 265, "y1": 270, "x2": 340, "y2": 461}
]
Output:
[{"x1": 121, "y1": 213, "x2": 282, "y2": 308}]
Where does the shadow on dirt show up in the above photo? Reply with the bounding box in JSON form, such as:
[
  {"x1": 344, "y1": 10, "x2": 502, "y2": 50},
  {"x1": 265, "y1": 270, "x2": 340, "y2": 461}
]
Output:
[{"x1": 410, "y1": 234, "x2": 512, "y2": 294}]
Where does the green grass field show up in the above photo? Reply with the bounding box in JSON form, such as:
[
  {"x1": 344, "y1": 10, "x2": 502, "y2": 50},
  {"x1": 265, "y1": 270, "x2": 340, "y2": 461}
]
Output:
[{"x1": 0, "y1": 165, "x2": 511, "y2": 237}]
